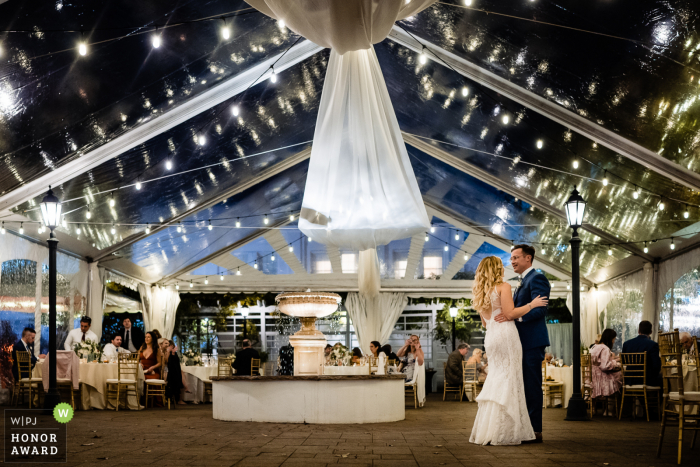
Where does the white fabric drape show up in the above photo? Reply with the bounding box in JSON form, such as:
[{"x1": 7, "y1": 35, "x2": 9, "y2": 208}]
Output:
[
  {"x1": 87, "y1": 263, "x2": 105, "y2": 340},
  {"x1": 545, "y1": 323, "x2": 573, "y2": 366},
  {"x1": 346, "y1": 292, "x2": 407, "y2": 353},
  {"x1": 149, "y1": 286, "x2": 180, "y2": 339},
  {"x1": 138, "y1": 283, "x2": 153, "y2": 332}
]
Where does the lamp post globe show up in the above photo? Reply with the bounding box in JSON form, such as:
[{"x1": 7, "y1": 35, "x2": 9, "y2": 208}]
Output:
[
  {"x1": 40, "y1": 187, "x2": 62, "y2": 413},
  {"x1": 564, "y1": 186, "x2": 590, "y2": 421}
]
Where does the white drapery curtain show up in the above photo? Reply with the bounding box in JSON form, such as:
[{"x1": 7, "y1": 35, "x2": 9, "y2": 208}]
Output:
[
  {"x1": 87, "y1": 263, "x2": 106, "y2": 340},
  {"x1": 545, "y1": 323, "x2": 573, "y2": 366},
  {"x1": 566, "y1": 288, "x2": 611, "y2": 349},
  {"x1": 346, "y1": 292, "x2": 407, "y2": 353},
  {"x1": 148, "y1": 286, "x2": 180, "y2": 339},
  {"x1": 138, "y1": 283, "x2": 153, "y2": 334}
]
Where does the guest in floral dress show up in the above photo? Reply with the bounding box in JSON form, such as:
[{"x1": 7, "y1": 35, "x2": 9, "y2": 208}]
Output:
[{"x1": 590, "y1": 328, "x2": 622, "y2": 416}]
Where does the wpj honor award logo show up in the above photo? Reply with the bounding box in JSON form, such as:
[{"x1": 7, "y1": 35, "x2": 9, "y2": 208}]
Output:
[{"x1": 4, "y1": 405, "x2": 70, "y2": 463}]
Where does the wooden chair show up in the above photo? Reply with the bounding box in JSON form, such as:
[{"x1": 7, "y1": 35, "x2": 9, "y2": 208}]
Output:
[
  {"x1": 442, "y1": 361, "x2": 462, "y2": 401},
  {"x1": 145, "y1": 379, "x2": 169, "y2": 409},
  {"x1": 12, "y1": 351, "x2": 42, "y2": 408},
  {"x1": 462, "y1": 362, "x2": 481, "y2": 402},
  {"x1": 105, "y1": 353, "x2": 140, "y2": 411},
  {"x1": 542, "y1": 361, "x2": 564, "y2": 409},
  {"x1": 581, "y1": 353, "x2": 594, "y2": 419},
  {"x1": 657, "y1": 329, "x2": 700, "y2": 464},
  {"x1": 619, "y1": 352, "x2": 660, "y2": 421},
  {"x1": 251, "y1": 358, "x2": 261, "y2": 376},
  {"x1": 693, "y1": 337, "x2": 700, "y2": 386},
  {"x1": 203, "y1": 357, "x2": 233, "y2": 402}
]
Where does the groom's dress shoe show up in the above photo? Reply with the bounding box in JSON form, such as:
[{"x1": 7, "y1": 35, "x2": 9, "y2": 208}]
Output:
[{"x1": 534, "y1": 432, "x2": 543, "y2": 443}]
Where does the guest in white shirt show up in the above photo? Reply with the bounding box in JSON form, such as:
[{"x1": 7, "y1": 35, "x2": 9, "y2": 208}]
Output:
[
  {"x1": 63, "y1": 316, "x2": 99, "y2": 351},
  {"x1": 103, "y1": 335, "x2": 130, "y2": 360},
  {"x1": 680, "y1": 332, "x2": 696, "y2": 356}
]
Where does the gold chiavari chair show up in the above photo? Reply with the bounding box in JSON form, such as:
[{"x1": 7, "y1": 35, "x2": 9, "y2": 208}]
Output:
[
  {"x1": 443, "y1": 361, "x2": 462, "y2": 401},
  {"x1": 462, "y1": 362, "x2": 481, "y2": 402},
  {"x1": 12, "y1": 351, "x2": 42, "y2": 408},
  {"x1": 619, "y1": 352, "x2": 660, "y2": 421},
  {"x1": 388, "y1": 359, "x2": 398, "y2": 368},
  {"x1": 542, "y1": 361, "x2": 564, "y2": 409},
  {"x1": 105, "y1": 353, "x2": 140, "y2": 411},
  {"x1": 405, "y1": 378, "x2": 418, "y2": 409},
  {"x1": 203, "y1": 357, "x2": 233, "y2": 402},
  {"x1": 251, "y1": 358, "x2": 261, "y2": 376},
  {"x1": 581, "y1": 353, "x2": 594, "y2": 418},
  {"x1": 693, "y1": 337, "x2": 699, "y2": 386},
  {"x1": 657, "y1": 329, "x2": 700, "y2": 465},
  {"x1": 145, "y1": 378, "x2": 169, "y2": 409}
]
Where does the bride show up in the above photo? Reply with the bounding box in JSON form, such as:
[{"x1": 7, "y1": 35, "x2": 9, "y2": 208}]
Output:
[{"x1": 469, "y1": 256, "x2": 548, "y2": 445}]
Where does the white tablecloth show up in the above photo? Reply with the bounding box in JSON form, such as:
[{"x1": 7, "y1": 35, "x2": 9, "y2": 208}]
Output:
[
  {"x1": 545, "y1": 365, "x2": 573, "y2": 408},
  {"x1": 181, "y1": 365, "x2": 217, "y2": 403},
  {"x1": 683, "y1": 364, "x2": 698, "y2": 392},
  {"x1": 323, "y1": 365, "x2": 369, "y2": 376},
  {"x1": 34, "y1": 361, "x2": 144, "y2": 410}
]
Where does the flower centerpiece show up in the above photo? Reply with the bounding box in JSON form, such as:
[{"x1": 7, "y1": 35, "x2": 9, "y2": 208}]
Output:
[
  {"x1": 328, "y1": 343, "x2": 353, "y2": 366},
  {"x1": 182, "y1": 348, "x2": 203, "y2": 366},
  {"x1": 73, "y1": 339, "x2": 102, "y2": 362}
]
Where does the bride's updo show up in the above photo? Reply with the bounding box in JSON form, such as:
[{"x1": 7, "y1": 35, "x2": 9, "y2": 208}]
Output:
[{"x1": 472, "y1": 256, "x2": 505, "y2": 314}]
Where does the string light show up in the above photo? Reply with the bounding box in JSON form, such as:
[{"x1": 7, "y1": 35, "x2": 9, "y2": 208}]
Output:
[
  {"x1": 220, "y1": 274, "x2": 224, "y2": 281},
  {"x1": 197, "y1": 134, "x2": 206, "y2": 146},
  {"x1": 308, "y1": 237, "x2": 312, "y2": 242},
  {"x1": 208, "y1": 219, "x2": 213, "y2": 231},
  {"x1": 271, "y1": 254, "x2": 275, "y2": 261},
  {"x1": 86, "y1": 205, "x2": 92, "y2": 219},
  {"x1": 110, "y1": 223, "x2": 116, "y2": 235},
  {"x1": 19, "y1": 223, "x2": 23, "y2": 235},
  {"x1": 236, "y1": 218, "x2": 241, "y2": 228},
  {"x1": 221, "y1": 18, "x2": 231, "y2": 40},
  {"x1": 536, "y1": 139, "x2": 543, "y2": 149},
  {"x1": 633, "y1": 187, "x2": 640, "y2": 199},
  {"x1": 659, "y1": 201, "x2": 665, "y2": 211},
  {"x1": 288, "y1": 245, "x2": 294, "y2": 252},
  {"x1": 145, "y1": 224, "x2": 151, "y2": 234},
  {"x1": 573, "y1": 160, "x2": 579, "y2": 169},
  {"x1": 455, "y1": 231, "x2": 460, "y2": 241},
  {"x1": 444, "y1": 243, "x2": 449, "y2": 251},
  {"x1": 602, "y1": 171, "x2": 609, "y2": 186},
  {"x1": 1, "y1": 222, "x2": 5, "y2": 234},
  {"x1": 502, "y1": 115, "x2": 510, "y2": 124},
  {"x1": 254, "y1": 261, "x2": 258, "y2": 269},
  {"x1": 425, "y1": 233, "x2": 429, "y2": 242},
  {"x1": 566, "y1": 283, "x2": 571, "y2": 290},
  {"x1": 607, "y1": 247, "x2": 612, "y2": 256},
  {"x1": 109, "y1": 193, "x2": 115, "y2": 207},
  {"x1": 189, "y1": 281, "x2": 193, "y2": 288},
  {"x1": 463, "y1": 253, "x2": 468, "y2": 261},
  {"x1": 76, "y1": 227, "x2": 81, "y2": 235},
  {"x1": 289, "y1": 212, "x2": 294, "y2": 221},
  {"x1": 461, "y1": 86, "x2": 468, "y2": 97},
  {"x1": 464, "y1": 0, "x2": 472, "y2": 5},
  {"x1": 671, "y1": 238, "x2": 675, "y2": 250},
  {"x1": 419, "y1": 46, "x2": 427, "y2": 64},
  {"x1": 236, "y1": 267, "x2": 241, "y2": 276},
  {"x1": 152, "y1": 28, "x2": 162, "y2": 48},
  {"x1": 264, "y1": 214, "x2": 269, "y2": 225},
  {"x1": 270, "y1": 67, "x2": 277, "y2": 83},
  {"x1": 232, "y1": 105, "x2": 240, "y2": 117},
  {"x1": 580, "y1": 286, "x2": 585, "y2": 291},
  {"x1": 135, "y1": 180, "x2": 142, "y2": 190},
  {"x1": 177, "y1": 222, "x2": 182, "y2": 233},
  {"x1": 175, "y1": 283, "x2": 180, "y2": 290},
  {"x1": 430, "y1": 226, "x2": 435, "y2": 233},
  {"x1": 277, "y1": 19, "x2": 286, "y2": 29},
  {"x1": 205, "y1": 277, "x2": 209, "y2": 285},
  {"x1": 643, "y1": 241, "x2": 648, "y2": 254},
  {"x1": 684, "y1": 206, "x2": 690, "y2": 219},
  {"x1": 166, "y1": 158, "x2": 173, "y2": 170},
  {"x1": 78, "y1": 40, "x2": 87, "y2": 56}
]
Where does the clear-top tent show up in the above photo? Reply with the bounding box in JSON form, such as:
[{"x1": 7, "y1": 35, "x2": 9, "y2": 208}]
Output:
[{"x1": 1, "y1": 0, "x2": 700, "y2": 327}]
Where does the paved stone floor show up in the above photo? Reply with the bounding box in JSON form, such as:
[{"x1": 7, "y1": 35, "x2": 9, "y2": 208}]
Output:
[{"x1": 18, "y1": 393, "x2": 700, "y2": 466}]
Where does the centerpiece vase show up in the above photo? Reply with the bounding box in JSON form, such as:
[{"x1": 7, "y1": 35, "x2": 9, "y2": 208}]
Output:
[{"x1": 276, "y1": 292, "x2": 341, "y2": 376}]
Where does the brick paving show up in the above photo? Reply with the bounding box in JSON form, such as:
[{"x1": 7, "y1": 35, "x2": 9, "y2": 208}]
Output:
[{"x1": 17, "y1": 393, "x2": 700, "y2": 466}]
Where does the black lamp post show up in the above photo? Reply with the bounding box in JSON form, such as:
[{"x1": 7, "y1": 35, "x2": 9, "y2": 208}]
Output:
[
  {"x1": 449, "y1": 306, "x2": 458, "y2": 351},
  {"x1": 40, "y1": 187, "x2": 62, "y2": 412},
  {"x1": 564, "y1": 186, "x2": 590, "y2": 421},
  {"x1": 240, "y1": 304, "x2": 249, "y2": 342}
]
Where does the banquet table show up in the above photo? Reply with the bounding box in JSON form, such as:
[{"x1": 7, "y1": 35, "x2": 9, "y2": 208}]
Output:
[
  {"x1": 181, "y1": 365, "x2": 218, "y2": 403},
  {"x1": 33, "y1": 360, "x2": 144, "y2": 410},
  {"x1": 682, "y1": 362, "x2": 698, "y2": 392},
  {"x1": 545, "y1": 365, "x2": 573, "y2": 408},
  {"x1": 323, "y1": 365, "x2": 370, "y2": 376}
]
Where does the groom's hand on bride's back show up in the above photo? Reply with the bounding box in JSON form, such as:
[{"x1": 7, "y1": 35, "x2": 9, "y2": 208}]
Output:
[{"x1": 493, "y1": 314, "x2": 510, "y2": 323}]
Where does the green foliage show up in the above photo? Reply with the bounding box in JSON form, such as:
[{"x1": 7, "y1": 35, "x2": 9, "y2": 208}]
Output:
[{"x1": 429, "y1": 299, "x2": 479, "y2": 353}]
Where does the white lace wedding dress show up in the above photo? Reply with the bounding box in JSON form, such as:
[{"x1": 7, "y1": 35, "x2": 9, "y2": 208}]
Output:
[{"x1": 469, "y1": 288, "x2": 535, "y2": 445}]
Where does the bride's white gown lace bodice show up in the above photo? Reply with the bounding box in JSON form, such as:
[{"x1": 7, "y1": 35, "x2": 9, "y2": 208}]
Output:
[{"x1": 469, "y1": 288, "x2": 535, "y2": 445}]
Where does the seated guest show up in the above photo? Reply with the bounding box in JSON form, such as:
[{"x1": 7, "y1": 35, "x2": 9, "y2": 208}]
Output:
[
  {"x1": 466, "y1": 348, "x2": 488, "y2": 382},
  {"x1": 103, "y1": 335, "x2": 130, "y2": 360},
  {"x1": 63, "y1": 316, "x2": 98, "y2": 350},
  {"x1": 12, "y1": 328, "x2": 45, "y2": 380},
  {"x1": 369, "y1": 341, "x2": 381, "y2": 358},
  {"x1": 621, "y1": 320, "x2": 662, "y2": 387},
  {"x1": 680, "y1": 332, "x2": 696, "y2": 356},
  {"x1": 445, "y1": 343, "x2": 470, "y2": 387},
  {"x1": 590, "y1": 328, "x2": 622, "y2": 416},
  {"x1": 324, "y1": 344, "x2": 332, "y2": 363},
  {"x1": 138, "y1": 331, "x2": 162, "y2": 379},
  {"x1": 380, "y1": 344, "x2": 398, "y2": 362},
  {"x1": 351, "y1": 347, "x2": 363, "y2": 365},
  {"x1": 396, "y1": 335, "x2": 425, "y2": 383},
  {"x1": 119, "y1": 317, "x2": 144, "y2": 353},
  {"x1": 545, "y1": 353, "x2": 554, "y2": 364},
  {"x1": 232, "y1": 339, "x2": 259, "y2": 376}
]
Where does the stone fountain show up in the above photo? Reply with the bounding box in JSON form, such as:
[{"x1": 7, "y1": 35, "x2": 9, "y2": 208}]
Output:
[{"x1": 276, "y1": 291, "x2": 341, "y2": 376}]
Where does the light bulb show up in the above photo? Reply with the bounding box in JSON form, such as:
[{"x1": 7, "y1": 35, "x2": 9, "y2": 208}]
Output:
[
  {"x1": 152, "y1": 34, "x2": 161, "y2": 49},
  {"x1": 236, "y1": 268, "x2": 241, "y2": 276},
  {"x1": 566, "y1": 284, "x2": 571, "y2": 290},
  {"x1": 220, "y1": 274, "x2": 224, "y2": 281},
  {"x1": 109, "y1": 194, "x2": 115, "y2": 207},
  {"x1": 608, "y1": 248, "x2": 612, "y2": 256},
  {"x1": 671, "y1": 239, "x2": 675, "y2": 250},
  {"x1": 430, "y1": 226, "x2": 435, "y2": 233},
  {"x1": 659, "y1": 202, "x2": 665, "y2": 211},
  {"x1": 288, "y1": 245, "x2": 294, "y2": 252},
  {"x1": 573, "y1": 160, "x2": 579, "y2": 169},
  {"x1": 135, "y1": 181, "x2": 142, "y2": 190},
  {"x1": 308, "y1": 237, "x2": 312, "y2": 242},
  {"x1": 684, "y1": 208, "x2": 690, "y2": 219},
  {"x1": 270, "y1": 68, "x2": 277, "y2": 83},
  {"x1": 461, "y1": 87, "x2": 468, "y2": 97},
  {"x1": 444, "y1": 243, "x2": 449, "y2": 251},
  {"x1": 264, "y1": 215, "x2": 269, "y2": 225},
  {"x1": 633, "y1": 189, "x2": 639, "y2": 199},
  {"x1": 232, "y1": 105, "x2": 240, "y2": 117},
  {"x1": 1, "y1": 222, "x2": 5, "y2": 234},
  {"x1": 277, "y1": 19, "x2": 286, "y2": 29},
  {"x1": 254, "y1": 262, "x2": 258, "y2": 269},
  {"x1": 111, "y1": 224, "x2": 116, "y2": 235},
  {"x1": 644, "y1": 242, "x2": 648, "y2": 254},
  {"x1": 78, "y1": 42, "x2": 87, "y2": 56},
  {"x1": 145, "y1": 224, "x2": 151, "y2": 234},
  {"x1": 189, "y1": 281, "x2": 193, "y2": 288},
  {"x1": 76, "y1": 227, "x2": 81, "y2": 235},
  {"x1": 581, "y1": 286, "x2": 585, "y2": 291},
  {"x1": 176, "y1": 284, "x2": 180, "y2": 290},
  {"x1": 536, "y1": 139, "x2": 543, "y2": 149},
  {"x1": 463, "y1": 253, "x2": 468, "y2": 261},
  {"x1": 419, "y1": 47, "x2": 427, "y2": 64},
  {"x1": 208, "y1": 220, "x2": 213, "y2": 231},
  {"x1": 602, "y1": 172, "x2": 608, "y2": 186},
  {"x1": 198, "y1": 134, "x2": 206, "y2": 146},
  {"x1": 166, "y1": 159, "x2": 172, "y2": 170},
  {"x1": 205, "y1": 277, "x2": 209, "y2": 285},
  {"x1": 236, "y1": 218, "x2": 241, "y2": 228},
  {"x1": 455, "y1": 232, "x2": 460, "y2": 241},
  {"x1": 502, "y1": 115, "x2": 509, "y2": 124},
  {"x1": 289, "y1": 213, "x2": 294, "y2": 221},
  {"x1": 425, "y1": 234, "x2": 429, "y2": 242},
  {"x1": 542, "y1": 249, "x2": 546, "y2": 255},
  {"x1": 86, "y1": 207, "x2": 91, "y2": 219},
  {"x1": 222, "y1": 25, "x2": 231, "y2": 40},
  {"x1": 271, "y1": 254, "x2": 275, "y2": 261},
  {"x1": 464, "y1": 0, "x2": 472, "y2": 5},
  {"x1": 19, "y1": 223, "x2": 23, "y2": 235}
]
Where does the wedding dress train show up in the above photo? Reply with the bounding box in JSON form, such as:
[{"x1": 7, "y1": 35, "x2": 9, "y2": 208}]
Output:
[{"x1": 469, "y1": 288, "x2": 535, "y2": 445}]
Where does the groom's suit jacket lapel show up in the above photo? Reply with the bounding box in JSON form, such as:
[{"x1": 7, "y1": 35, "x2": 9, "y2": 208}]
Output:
[{"x1": 514, "y1": 269, "x2": 536, "y2": 305}]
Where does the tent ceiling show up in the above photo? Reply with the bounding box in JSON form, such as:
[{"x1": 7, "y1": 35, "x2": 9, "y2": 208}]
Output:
[{"x1": 2, "y1": 1, "x2": 700, "y2": 289}]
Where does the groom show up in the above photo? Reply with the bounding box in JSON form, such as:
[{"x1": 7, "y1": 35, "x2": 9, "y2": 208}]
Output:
[{"x1": 494, "y1": 244, "x2": 550, "y2": 443}]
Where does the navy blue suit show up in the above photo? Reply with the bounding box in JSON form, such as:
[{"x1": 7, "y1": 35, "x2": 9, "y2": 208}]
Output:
[
  {"x1": 513, "y1": 269, "x2": 551, "y2": 433},
  {"x1": 621, "y1": 335, "x2": 662, "y2": 387}
]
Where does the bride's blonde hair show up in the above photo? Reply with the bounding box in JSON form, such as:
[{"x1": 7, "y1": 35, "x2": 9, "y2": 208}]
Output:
[{"x1": 472, "y1": 256, "x2": 505, "y2": 313}]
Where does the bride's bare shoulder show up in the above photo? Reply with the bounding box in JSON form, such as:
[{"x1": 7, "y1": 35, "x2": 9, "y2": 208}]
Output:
[{"x1": 497, "y1": 282, "x2": 512, "y2": 292}]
